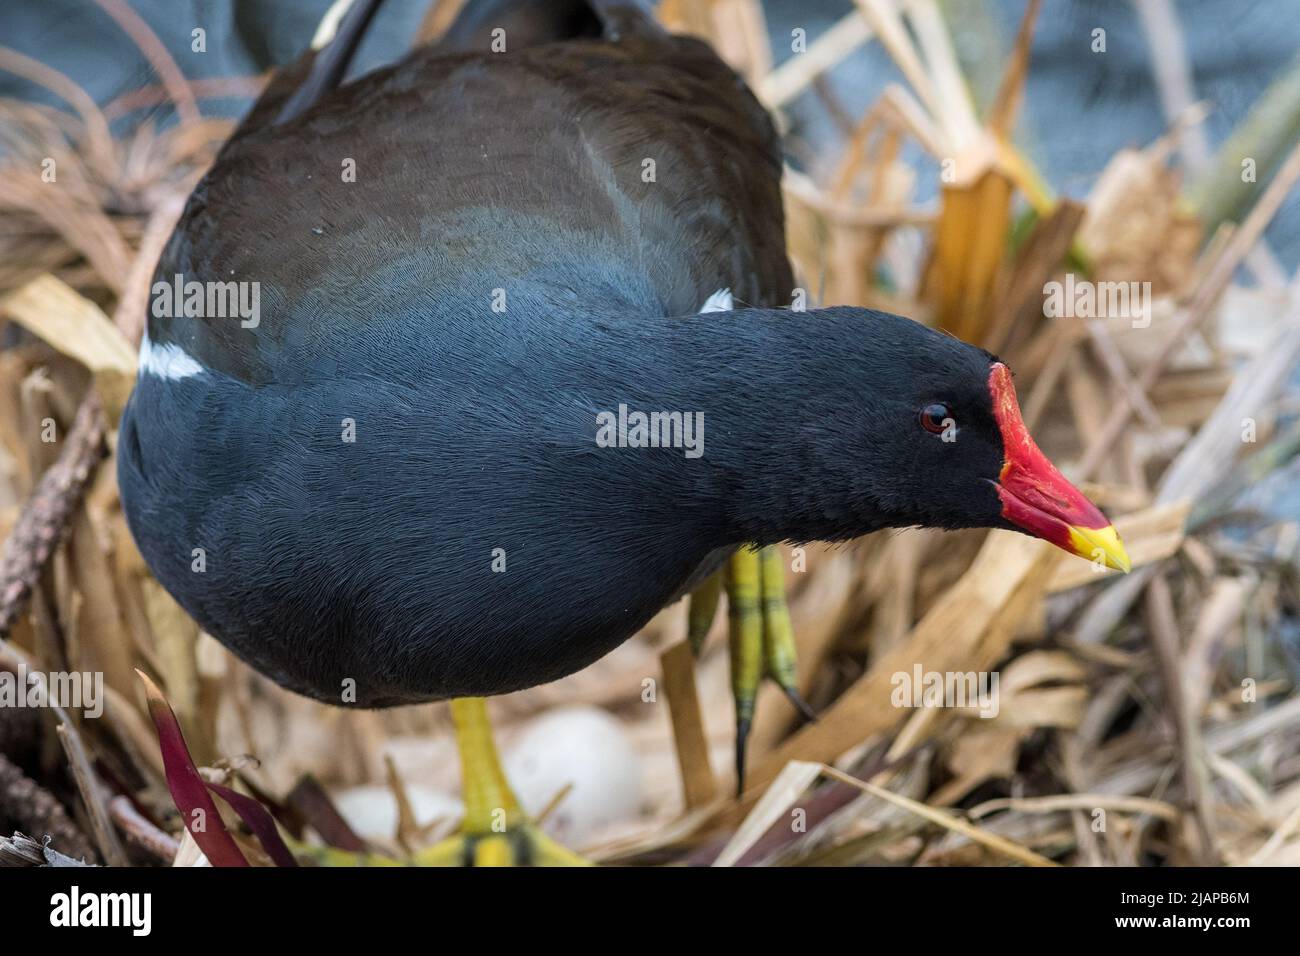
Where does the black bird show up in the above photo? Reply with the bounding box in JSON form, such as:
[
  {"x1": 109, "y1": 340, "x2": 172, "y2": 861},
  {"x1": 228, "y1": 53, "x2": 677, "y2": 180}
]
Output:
[{"x1": 118, "y1": 0, "x2": 1128, "y2": 865}]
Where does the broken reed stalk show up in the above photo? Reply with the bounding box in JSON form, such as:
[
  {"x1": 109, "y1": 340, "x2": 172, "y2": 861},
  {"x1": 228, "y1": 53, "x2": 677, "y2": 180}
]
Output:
[
  {"x1": 1143, "y1": 573, "x2": 1219, "y2": 863},
  {"x1": 0, "y1": 46, "x2": 115, "y2": 177},
  {"x1": 415, "y1": 0, "x2": 468, "y2": 46},
  {"x1": 0, "y1": 395, "x2": 106, "y2": 640},
  {"x1": 757, "y1": 9, "x2": 872, "y2": 108},
  {"x1": 113, "y1": 191, "x2": 186, "y2": 347},
  {"x1": 1073, "y1": 300, "x2": 1300, "y2": 645},
  {"x1": 1083, "y1": 318, "x2": 1161, "y2": 426},
  {"x1": 660, "y1": 639, "x2": 719, "y2": 808},
  {"x1": 0, "y1": 831, "x2": 51, "y2": 866},
  {"x1": 1132, "y1": 0, "x2": 1211, "y2": 174},
  {"x1": 108, "y1": 794, "x2": 180, "y2": 861},
  {"x1": 1075, "y1": 137, "x2": 1300, "y2": 481},
  {"x1": 0, "y1": 636, "x2": 134, "y2": 865},
  {"x1": 57, "y1": 723, "x2": 130, "y2": 866},
  {"x1": 820, "y1": 763, "x2": 1060, "y2": 867},
  {"x1": 0, "y1": 752, "x2": 98, "y2": 863},
  {"x1": 986, "y1": 0, "x2": 1041, "y2": 139}
]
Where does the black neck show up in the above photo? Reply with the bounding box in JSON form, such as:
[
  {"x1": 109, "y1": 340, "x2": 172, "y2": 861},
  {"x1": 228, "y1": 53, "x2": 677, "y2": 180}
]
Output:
[{"x1": 588, "y1": 305, "x2": 901, "y2": 547}]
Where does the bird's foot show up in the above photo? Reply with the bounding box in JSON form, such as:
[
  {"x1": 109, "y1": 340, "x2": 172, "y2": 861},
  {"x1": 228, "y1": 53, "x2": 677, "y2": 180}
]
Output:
[
  {"x1": 687, "y1": 545, "x2": 815, "y2": 794},
  {"x1": 290, "y1": 826, "x2": 586, "y2": 867},
  {"x1": 413, "y1": 820, "x2": 589, "y2": 867},
  {"x1": 294, "y1": 698, "x2": 588, "y2": 867},
  {"x1": 414, "y1": 697, "x2": 590, "y2": 867}
]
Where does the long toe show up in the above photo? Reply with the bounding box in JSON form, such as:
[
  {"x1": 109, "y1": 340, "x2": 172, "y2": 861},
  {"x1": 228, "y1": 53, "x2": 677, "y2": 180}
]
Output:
[
  {"x1": 726, "y1": 548, "x2": 763, "y2": 793},
  {"x1": 759, "y1": 546, "x2": 817, "y2": 722},
  {"x1": 414, "y1": 824, "x2": 590, "y2": 867}
]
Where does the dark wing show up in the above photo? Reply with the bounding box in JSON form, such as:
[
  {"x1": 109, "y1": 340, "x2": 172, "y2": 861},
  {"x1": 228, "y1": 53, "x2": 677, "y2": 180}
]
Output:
[{"x1": 150, "y1": 0, "x2": 792, "y2": 384}]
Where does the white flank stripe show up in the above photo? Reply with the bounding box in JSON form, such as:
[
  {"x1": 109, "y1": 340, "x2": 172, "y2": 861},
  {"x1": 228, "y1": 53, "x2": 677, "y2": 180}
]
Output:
[
  {"x1": 139, "y1": 328, "x2": 204, "y2": 380},
  {"x1": 700, "y1": 288, "x2": 733, "y2": 313}
]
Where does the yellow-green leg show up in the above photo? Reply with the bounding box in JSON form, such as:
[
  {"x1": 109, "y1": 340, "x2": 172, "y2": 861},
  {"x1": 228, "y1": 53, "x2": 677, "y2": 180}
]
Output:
[
  {"x1": 687, "y1": 545, "x2": 815, "y2": 795},
  {"x1": 413, "y1": 697, "x2": 589, "y2": 866},
  {"x1": 727, "y1": 547, "x2": 763, "y2": 790}
]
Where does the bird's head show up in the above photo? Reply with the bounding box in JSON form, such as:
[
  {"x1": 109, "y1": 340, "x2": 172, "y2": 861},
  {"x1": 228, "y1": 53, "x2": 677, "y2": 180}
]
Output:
[
  {"x1": 815, "y1": 309, "x2": 1130, "y2": 571},
  {"x1": 898, "y1": 357, "x2": 1130, "y2": 571},
  {"x1": 742, "y1": 308, "x2": 1129, "y2": 572}
]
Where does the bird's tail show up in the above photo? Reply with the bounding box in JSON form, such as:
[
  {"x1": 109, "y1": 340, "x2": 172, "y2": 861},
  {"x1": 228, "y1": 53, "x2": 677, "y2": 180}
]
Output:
[
  {"x1": 221, "y1": 0, "x2": 387, "y2": 141},
  {"x1": 228, "y1": 0, "x2": 663, "y2": 146},
  {"x1": 436, "y1": 0, "x2": 662, "y2": 53}
]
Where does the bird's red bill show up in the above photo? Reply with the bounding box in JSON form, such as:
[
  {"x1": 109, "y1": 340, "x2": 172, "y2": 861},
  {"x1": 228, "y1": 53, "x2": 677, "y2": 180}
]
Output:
[{"x1": 988, "y1": 363, "x2": 1130, "y2": 572}]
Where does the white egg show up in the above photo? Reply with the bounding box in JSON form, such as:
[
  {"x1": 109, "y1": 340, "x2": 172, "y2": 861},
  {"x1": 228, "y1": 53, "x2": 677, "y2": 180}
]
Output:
[
  {"x1": 331, "y1": 784, "x2": 462, "y2": 843},
  {"x1": 503, "y1": 705, "x2": 645, "y2": 847}
]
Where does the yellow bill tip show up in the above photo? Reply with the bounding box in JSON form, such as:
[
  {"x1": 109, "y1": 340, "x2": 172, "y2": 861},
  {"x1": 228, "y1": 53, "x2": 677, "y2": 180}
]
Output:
[{"x1": 1067, "y1": 524, "x2": 1131, "y2": 573}]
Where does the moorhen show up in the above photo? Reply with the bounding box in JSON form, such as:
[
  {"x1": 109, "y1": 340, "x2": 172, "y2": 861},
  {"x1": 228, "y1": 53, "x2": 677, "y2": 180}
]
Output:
[{"x1": 118, "y1": 0, "x2": 1128, "y2": 865}]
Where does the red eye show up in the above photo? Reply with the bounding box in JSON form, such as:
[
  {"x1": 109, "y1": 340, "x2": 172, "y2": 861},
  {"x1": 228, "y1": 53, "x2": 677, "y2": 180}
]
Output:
[{"x1": 920, "y1": 403, "x2": 951, "y2": 434}]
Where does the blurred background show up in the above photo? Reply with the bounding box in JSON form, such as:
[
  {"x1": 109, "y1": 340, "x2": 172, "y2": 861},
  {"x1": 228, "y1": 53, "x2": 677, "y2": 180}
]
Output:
[{"x1": 1, "y1": 0, "x2": 1299, "y2": 867}]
